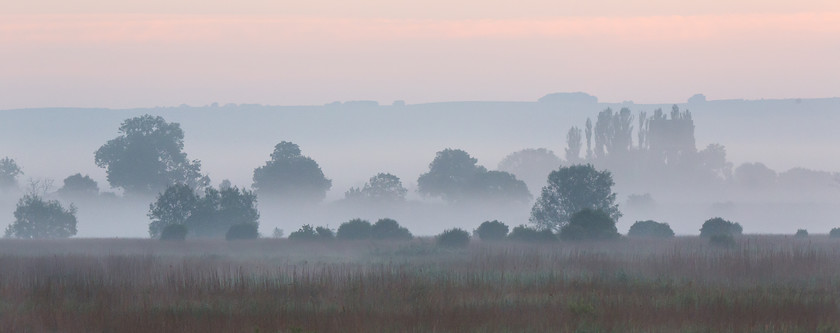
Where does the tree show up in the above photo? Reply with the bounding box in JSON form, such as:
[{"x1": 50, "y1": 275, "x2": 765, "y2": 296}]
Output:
[
  {"x1": 829, "y1": 228, "x2": 840, "y2": 238},
  {"x1": 336, "y1": 218, "x2": 372, "y2": 240},
  {"x1": 437, "y1": 228, "x2": 470, "y2": 248},
  {"x1": 252, "y1": 141, "x2": 332, "y2": 202},
  {"x1": 565, "y1": 126, "x2": 582, "y2": 163},
  {"x1": 345, "y1": 173, "x2": 408, "y2": 203},
  {"x1": 794, "y1": 229, "x2": 808, "y2": 238},
  {"x1": 419, "y1": 149, "x2": 531, "y2": 203},
  {"x1": 497, "y1": 148, "x2": 561, "y2": 196},
  {"x1": 0, "y1": 157, "x2": 23, "y2": 189},
  {"x1": 734, "y1": 162, "x2": 776, "y2": 189},
  {"x1": 507, "y1": 225, "x2": 556, "y2": 242},
  {"x1": 559, "y1": 209, "x2": 620, "y2": 241},
  {"x1": 530, "y1": 164, "x2": 621, "y2": 231},
  {"x1": 699, "y1": 217, "x2": 742, "y2": 237},
  {"x1": 57, "y1": 173, "x2": 99, "y2": 197},
  {"x1": 94, "y1": 115, "x2": 208, "y2": 195},
  {"x1": 475, "y1": 220, "x2": 509, "y2": 241},
  {"x1": 371, "y1": 218, "x2": 412, "y2": 240},
  {"x1": 226, "y1": 223, "x2": 259, "y2": 240},
  {"x1": 147, "y1": 184, "x2": 259, "y2": 239},
  {"x1": 288, "y1": 225, "x2": 318, "y2": 240},
  {"x1": 627, "y1": 220, "x2": 674, "y2": 238},
  {"x1": 5, "y1": 195, "x2": 77, "y2": 239}
]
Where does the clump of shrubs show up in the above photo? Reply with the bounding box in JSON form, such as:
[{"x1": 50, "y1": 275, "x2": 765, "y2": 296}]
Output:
[
  {"x1": 627, "y1": 220, "x2": 674, "y2": 238},
  {"x1": 794, "y1": 229, "x2": 808, "y2": 238},
  {"x1": 225, "y1": 223, "x2": 259, "y2": 240},
  {"x1": 315, "y1": 226, "x2": 335, "y2": 240},
  {"x1": 830, "y1": 228, "x2": 840, "y2": 238},
  {"x1": 371, "y1": 218, "x2": 412, "y2": 240},
  {"x1": 437, "y1": 228, "x2": 470, "y2": 248},
  {"x1": 336, "y1": 219, "x2": 372, "y2": 240},
  {"x1": 507, "y1": 225, "x2": 556, "y2": 242},
  {"x1": 475, "y1": 220, "x2": 509, "y2": 241},
  {"x1": 699, "y1": 217, "x2": 742, "y2": 238},
  {"x1": 288, "y1": 224, "x2": 333, "y2": 241},
  {"x1": 559, "y1": 209, "x2": 620, "y2": 241},
  {"x1": 160, "y1": 224, "x2": 187, "y2": 241}
]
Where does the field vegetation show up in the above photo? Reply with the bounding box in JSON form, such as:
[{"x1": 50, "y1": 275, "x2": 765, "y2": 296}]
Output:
[{"x1": 0, "y1": 236, "x2": 838, "y2": 332}]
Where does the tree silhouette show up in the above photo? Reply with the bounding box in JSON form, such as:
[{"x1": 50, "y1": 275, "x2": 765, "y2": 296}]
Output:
[
  {"x1": 5, "y1": 195, "x2": 77, "y2": 239},
  {"x1": 252, "y1": 141, "x2": 331, "y2": 203},
  {"x1": 530, "y1": 164, "x2": 621, "y2": 231}
]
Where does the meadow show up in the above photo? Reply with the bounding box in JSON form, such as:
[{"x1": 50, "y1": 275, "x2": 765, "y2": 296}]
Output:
[{"x1": 0, "y1": 236, "x2": 838, "y2": 332}]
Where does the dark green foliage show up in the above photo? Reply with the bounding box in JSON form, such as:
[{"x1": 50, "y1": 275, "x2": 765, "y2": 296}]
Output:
[
  {"x1": 226, "y1": 223, "x2": 259, "y2": 240},
  {"x1": 252, "y1": 141, "x2": 332, "y2": 202},
  {"x1": 627, "y1": 220, "x2": 675, "y2": 238},
  {"x1": 559, "y1": 209, "x2": 620, "y2": 241},
  {"x1": 159, "y1": 224, "x2": 187, "y2": 241},
  {"x1": 371, "y1": 218, "x2": 412, "y2": 240},
  {"x1": 345, "y1": 173, "x2": 408, "y2": 203},
  {"x1": 437, "y1": 228, "x2": 470, "y2": 248},
  {"x1": 709, "y1": 233, "x2": 736, "y2": 248},
  {"x1": 57, "y1": 173, "x2": 99, "y2": 197},
  {"x1": 148, "y1": 184, "x2": 259, "y2": 239},
  {"x1": 417, "y1": 149, "x2": 531, "y2": 203},
  {"x1": 794, "y1": 229, "x2": 808, "y2": 238},
  {"x1": 94, "y1": 115, "x2": 208, "y2": 195},
  {"x1": 507, "y1": 225, "x2": 556, "y2": 242},
  {"x1": 288, "y1": 225, "x2": 318, "y2": 241},
  {"x1": 0, "y1": 157, "x2": 23, "y2": 189},
  {"x1": 700, "y1": 217, "x2": 743, "y2": 237},
  {"x1": 530, "y1": 164, "x2": 621, "y2": 231},
  {"x1": 336, "y1": 219, "x2": 372, "y2": 240},
  {"x1": 475, "y1": 220, "x2": 509, "y2": 241},
  {"x1": 5, "y1": 195, "x2": 77, "y2": 239},
  {"x1": 315, "y1": 226, "x2": 335, "y2": 240},
  {"x1": 830, "y1": 228, "x2": 840, "y2": 238}
]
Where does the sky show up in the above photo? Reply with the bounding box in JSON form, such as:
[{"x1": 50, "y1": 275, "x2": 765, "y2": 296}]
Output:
[{"x1": 1, "y1": 1, "x2": 839, "y2": 109}]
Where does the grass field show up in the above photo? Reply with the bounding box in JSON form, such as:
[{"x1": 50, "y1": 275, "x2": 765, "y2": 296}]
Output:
[{"x1": 0, "y1": 236, "x2": 839, "y2": 332}]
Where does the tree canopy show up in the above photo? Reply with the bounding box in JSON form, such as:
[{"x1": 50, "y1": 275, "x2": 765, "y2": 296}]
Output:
[
  {"x1": 252, "y1": 141, "x2": 332, "y2": 202},
  {"x1": 57, "y1": 173, "x2": 99, "y2": 198},
  {"x1": 5, "y1": 194, "x2": 77, "y2": 239},
  {"x1": 0, "y1": 157, "x2": 23, "y2": 190},
  {"x1": 94, "y1": 115, "x2": 208, "y2": 196},
  {"x1": 147, "y1": 184, "x2": 259, "y2": 239},
  {"x1": 530, "y1": 164, "x2": 620, "y2": 231},
  {"x1": 559, "y1": 209, "x2": 620, "y2": 241},
  {"x1": 345, "y1": 173, "x2": 408, "y2": 203},
  {"x1": 418, "y1": 149, "x2": 530, "y2": 203},
  {"x1": 497, "y1": 148, "x2": 561, "y2": 196}
]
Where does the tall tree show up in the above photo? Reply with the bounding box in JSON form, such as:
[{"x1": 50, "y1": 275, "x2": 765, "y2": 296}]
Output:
[
  {"x1": 252, "y1": 141, "x2": 332, "y2": 202},
  {"x1": 565, "y1": 126, "x2": 582, "y2": 163},
  {"x1": 584, "y1": 119, "x2": 593, "y2": 159},
  {"x1": 530, "y1": 164, "x2": 621, "y2": 231},
  {"x1": 94, "y1": 115, "x2": 208, "y2": 196},
  {"x1": 0, "y1": 157, "x2": 23, "y2": 190}
]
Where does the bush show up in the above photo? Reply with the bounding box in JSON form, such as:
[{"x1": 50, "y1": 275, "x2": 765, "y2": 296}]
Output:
[
  {"x1": 709, "y1": 233, "x2": 736, "y2": 248},
  {"x1": 5, "y1": 194, "x2": 78, "y2": 239},
  {"x1": 507, "y1": 225, "x2": 556, "y2": 242},
  {"x1": 315, "y1": 226, "x2": 335, "y2": 240},
  {"x1": 160, "y1": 224, "x2": 187, "y2": 241},
  {"x1": 336, "y1": 219, "x2": 372, "y2": 240},
  {"x1": 794, "y1": 229, "x2": 808, "y2": 238},
  {"x1": 371, "y1": 218, "x2": 412, "y2": 240},
  {"x1": 830, "y1": 228, "x2": 840, "y2": 238},
  {"x1": 559, "y1": 209, "x2": 620, "y2": 241},
  {"x1": 627, "y1": 220, "x2": 675, "y2": 238},
  {"x1": 288, "y1": 225, "x2": 318, "y2": 241},
  {"x1": 226, "y1": 223, "x2": 259, "y2": 240},
  {"x1": 699, "y1": 217, "x2": 742, "y2": 237},
  {"x1": 437, "y1": 228, "x2": 470, "y2": 248},
  {"x1": 475, "y1": 220, "x2": 509, "y2": 241}
]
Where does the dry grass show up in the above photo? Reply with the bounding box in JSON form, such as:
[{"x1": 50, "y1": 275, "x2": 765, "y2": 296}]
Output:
[{"x1": 0, "y1": 236, "x2": 839, "y2": 332}]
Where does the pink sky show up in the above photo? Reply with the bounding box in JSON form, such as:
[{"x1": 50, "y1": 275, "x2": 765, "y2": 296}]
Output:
[{"x1": 1, "y1": 3, "x2": 838, "y2": 108}]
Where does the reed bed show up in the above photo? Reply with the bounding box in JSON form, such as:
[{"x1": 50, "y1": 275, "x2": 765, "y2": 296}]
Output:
[{"x1": 0, "y1": 236, "x2": 838, "y2": 332}]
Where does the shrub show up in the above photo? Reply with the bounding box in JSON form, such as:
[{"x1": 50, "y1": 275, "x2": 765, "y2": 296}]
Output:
[
  {"x1": 794, "y1": 229, "x2": 808, "y2": 238},
  {"x1": 830, "y1": 228, "x2": 840, "y2": 238},
  {"x1": 700, "y1": 217, "x2": 742, "y2": 237},
  {"x1": 627, "y1": 220, "x2": 675, "y2": 238},
  {"x1": 475, "y1": 220, "x2": 509, "y2": 241},
  {"x1": 5, "y1": 194, "x2": 78, "y2": 239},
  {"x1": 226, "y1": 223, "x2": 259, "y2": 240},
  {"x1": 559, "y1": 209, "x2": 620, "y2": 241},
  {"x1": 371, "y1": 218, "x2": 412, "y2": 240},
  {"x1": 160, "y1": 224, "x2": 187, "y2": 241},
  {"x1": 437, "y1": 228, "x2": 470, "y2": 248},
  {"x1": 288, "y1": 225, "x2": 318, "y2": 241},
  {"x1": 336, "y1": 219, "x2": 372, "y2": 240},
  {"x1": 507, "y1": 225, "x2": 556, "y2": 242},
  {"x1": 709, "y1": 233, "x2": 736, "y2": 248},
  {"x1": 316, "y1": 226, "x2": 335, "y2": 240}
]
